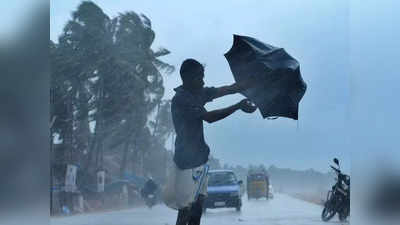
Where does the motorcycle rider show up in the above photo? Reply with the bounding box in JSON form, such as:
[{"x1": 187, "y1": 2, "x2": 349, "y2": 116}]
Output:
[{"x1": 141, "y1": 177, "x2": 158, "y2": 200}]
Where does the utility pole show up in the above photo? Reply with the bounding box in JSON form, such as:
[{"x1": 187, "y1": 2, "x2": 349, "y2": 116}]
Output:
[{"x1": 50, "y1": 86, "x2": 56, "y2": 215}]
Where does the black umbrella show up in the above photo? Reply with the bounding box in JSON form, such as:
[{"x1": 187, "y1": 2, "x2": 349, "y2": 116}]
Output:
[{"x1": 224, "y1": 34, "x2": 307, "y2": 120}]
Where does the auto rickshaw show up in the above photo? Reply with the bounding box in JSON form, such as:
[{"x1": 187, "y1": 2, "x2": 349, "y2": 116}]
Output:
[{"x1": 246, "y1": 172, "x2": 269, "y2": 200}]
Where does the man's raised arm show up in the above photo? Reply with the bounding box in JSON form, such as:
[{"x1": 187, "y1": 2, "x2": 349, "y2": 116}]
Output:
[{"x1": 214, "y1": 78, "x2": 257, "y2": 99}]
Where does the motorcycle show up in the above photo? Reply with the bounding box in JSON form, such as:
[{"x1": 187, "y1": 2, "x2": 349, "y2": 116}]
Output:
[
  {"x1": 141, "y1": 187, "x2": 158, "y2": 208},
  {"x1": 144, "y1": 193, "x2": 157, "y2": 208},
  {"x1": 321, "y1": 158, "x2": 350, "y2": 222}
]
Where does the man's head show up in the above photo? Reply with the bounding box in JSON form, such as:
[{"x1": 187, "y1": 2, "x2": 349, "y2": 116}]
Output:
[{"x1": 180, "y1": 58, "x2": 205, "y2": 90}]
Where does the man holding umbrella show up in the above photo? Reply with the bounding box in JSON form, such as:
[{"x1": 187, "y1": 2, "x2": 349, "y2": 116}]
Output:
[
  {"x1": 170, "y1": 58, "x2": 257, "y2": 225},
  {"x1": 167, "y1": 34, "x2": 306, "y2": 225}
]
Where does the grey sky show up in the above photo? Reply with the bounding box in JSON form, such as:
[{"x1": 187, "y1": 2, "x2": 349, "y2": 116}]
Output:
[
  {"x1": 51, "y1": 0, "x2": 354, "y2": 172},
  {"x1": 349, "y1": 1, "x2": 400, "y2": 169},
  {"x1": 2, "y1": 1, "x2": 45, "y2": 43}
]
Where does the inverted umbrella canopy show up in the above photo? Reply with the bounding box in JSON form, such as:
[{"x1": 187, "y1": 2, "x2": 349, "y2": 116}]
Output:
[{"x1": 224, "y1": 34, "x2": 307, "y2": 120}]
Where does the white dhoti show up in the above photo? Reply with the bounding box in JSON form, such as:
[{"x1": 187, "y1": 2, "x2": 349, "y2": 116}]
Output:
[{"x1": 162, "y1": 163, "x2": 208, "y2": 210}]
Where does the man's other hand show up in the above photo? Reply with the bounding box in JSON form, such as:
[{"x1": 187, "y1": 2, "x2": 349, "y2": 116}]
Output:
[{"x1": 238, "y1": 99, "x2": 257, "y2": 113}]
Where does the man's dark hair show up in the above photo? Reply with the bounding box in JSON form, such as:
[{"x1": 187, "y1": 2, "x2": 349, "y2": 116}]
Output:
[{"x1": 179, "y1": 58, "x2": 204, "y2": 82}]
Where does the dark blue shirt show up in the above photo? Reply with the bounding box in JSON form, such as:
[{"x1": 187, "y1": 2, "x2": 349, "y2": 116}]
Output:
[{"x1": 171, "y1": 86, "x2": 217, "y2": 170}]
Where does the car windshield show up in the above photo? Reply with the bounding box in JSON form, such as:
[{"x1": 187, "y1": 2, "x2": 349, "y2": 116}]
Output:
[{"x1": 208, "y1": 172, "x2": 237, "y2": 186}]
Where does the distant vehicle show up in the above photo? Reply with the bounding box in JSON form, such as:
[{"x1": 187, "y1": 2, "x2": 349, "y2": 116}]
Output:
[
  {"x1": 141, "y1": 178, "x2": 159, "y2": 209},
  {"x1": 204, "y1": 170, "x2": 243, "y2": 212},
  {"x1": 247, "y1": 171, "x2": 269, "y2": 200},
  {"x1": 143, "y1": 193, "x2": 157, "y2": 208}
]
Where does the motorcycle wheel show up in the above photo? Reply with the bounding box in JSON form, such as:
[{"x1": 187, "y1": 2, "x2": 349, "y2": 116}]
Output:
[
  {"x1": 321, "y1": 205, "x2": 336, "y2": 222},
  {"x1": 146, "y1": 199, "x2": 155, "y2": 209}
]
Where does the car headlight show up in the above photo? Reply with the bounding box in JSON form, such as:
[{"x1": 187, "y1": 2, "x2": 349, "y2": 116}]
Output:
[{"x1": 230, "y1": 191, "x2": 239, "y2": 197}]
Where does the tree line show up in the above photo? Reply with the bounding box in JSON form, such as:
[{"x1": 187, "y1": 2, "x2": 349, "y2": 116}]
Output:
[{"x1": 50, "y1": 1, "x2": 175, "y2": 189}]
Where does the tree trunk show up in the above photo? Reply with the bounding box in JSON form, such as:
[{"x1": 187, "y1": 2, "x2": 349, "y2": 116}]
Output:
[
  {"x1": 76, "y1": 85, "x2": 90, "y2": 167},
  {"x1": 50, "y1": 122, "x2": 54, "y2": 215},
  {"x1": 86, "y1": 76, "x2": 104, "y2": 172},
  {"x1": 153, "y1": 101, "x2": 161, "y2": 138},
  {"x1": 119, "y1": 141, "x2": 130, "y2": 178},
  {"x1": 84, "y1": 127, "x2": 97, "y2": 173}
]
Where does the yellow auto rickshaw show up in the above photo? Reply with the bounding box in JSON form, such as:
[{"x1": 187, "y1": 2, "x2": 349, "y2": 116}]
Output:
[{"x1": 246, "y1": 172, "x2": 269, "y2": 200}]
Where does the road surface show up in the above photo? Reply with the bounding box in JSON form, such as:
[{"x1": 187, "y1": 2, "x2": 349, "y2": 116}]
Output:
[{"x1": 51, "y1": 194, "x2": 348, "y2": 225}]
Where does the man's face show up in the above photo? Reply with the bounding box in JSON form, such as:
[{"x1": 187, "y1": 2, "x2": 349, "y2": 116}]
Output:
[{"x1": 187, "y1": 68, "x2": 205, "y2": 91}]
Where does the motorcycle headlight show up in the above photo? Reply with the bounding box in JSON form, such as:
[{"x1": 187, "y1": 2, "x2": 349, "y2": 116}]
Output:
[{"x1": 230, "y1": 191, "x2": 239, "y2": 197}]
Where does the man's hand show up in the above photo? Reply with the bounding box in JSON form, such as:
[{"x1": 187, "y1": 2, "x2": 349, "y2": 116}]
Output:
[{"x1": 238, "y1": 99, "x2": 257, "y2": 113}]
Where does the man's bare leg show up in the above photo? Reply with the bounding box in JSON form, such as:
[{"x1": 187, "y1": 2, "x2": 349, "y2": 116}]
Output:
[
  {"x1": 176, "y1": 207, "x2": 191, "y2": 225},
  {"x1": 188, "y1": 194, "x2": 205, "y2": 225}
]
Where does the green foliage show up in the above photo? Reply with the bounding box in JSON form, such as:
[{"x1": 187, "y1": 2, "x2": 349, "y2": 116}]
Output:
[{"x1": 50, "y1": 2, "x2": 175, "y2": 181}]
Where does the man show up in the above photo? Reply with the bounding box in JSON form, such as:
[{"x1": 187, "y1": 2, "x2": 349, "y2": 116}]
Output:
[{"x1": 171, "y1": 58, "x2": 257, "y2": 225}]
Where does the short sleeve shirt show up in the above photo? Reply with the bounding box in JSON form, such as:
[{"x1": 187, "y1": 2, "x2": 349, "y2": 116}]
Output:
[{"x1": 171, "y1": 86, "x2": 218, "y2": 170}]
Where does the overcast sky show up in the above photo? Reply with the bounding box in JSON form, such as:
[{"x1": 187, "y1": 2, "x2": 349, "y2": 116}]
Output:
[{"x1": 50, "y1": 0, "x2": 398, "y2": 173}]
